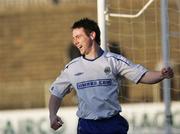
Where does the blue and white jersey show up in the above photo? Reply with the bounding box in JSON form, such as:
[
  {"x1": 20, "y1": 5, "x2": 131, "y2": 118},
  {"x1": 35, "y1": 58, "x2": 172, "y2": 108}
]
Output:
[{"x1": 49, "y1": 51, "x2": 148, "y2": 120}]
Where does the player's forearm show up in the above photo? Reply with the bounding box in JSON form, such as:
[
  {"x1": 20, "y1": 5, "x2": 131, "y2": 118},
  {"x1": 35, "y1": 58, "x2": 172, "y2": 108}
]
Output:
[
  {"x1": 139, "y1": 67, "x2": 173, "y2": 84},
  {"x1": 139, "y1": 71, "x2": 164, "y2": 84},
  {"x1": 49, "y1": 94, "x2": 62, "y2": 117}
]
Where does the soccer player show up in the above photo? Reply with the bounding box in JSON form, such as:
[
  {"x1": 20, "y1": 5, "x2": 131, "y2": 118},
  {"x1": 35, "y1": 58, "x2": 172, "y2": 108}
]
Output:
[{"x1": 48, "y1": 18, "x2": 173, "y2": 134}]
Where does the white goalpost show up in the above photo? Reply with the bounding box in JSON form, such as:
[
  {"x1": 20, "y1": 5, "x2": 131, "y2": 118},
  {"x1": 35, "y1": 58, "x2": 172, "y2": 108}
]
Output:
[
  {"x1": 97, "y1": 0, "x2": 107, "y2": 51},
  {"x1": 160, "y1": 1, "x2": 172, "y2": 134},
  {"x1": 97, "y1": 0, "x2": 172, "y2": 134}
]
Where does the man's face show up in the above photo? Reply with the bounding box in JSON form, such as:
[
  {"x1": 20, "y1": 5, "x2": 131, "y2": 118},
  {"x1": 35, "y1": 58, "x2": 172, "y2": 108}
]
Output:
[{"x1": 72, "y1": 28, "x2": 93, "y2": 55}]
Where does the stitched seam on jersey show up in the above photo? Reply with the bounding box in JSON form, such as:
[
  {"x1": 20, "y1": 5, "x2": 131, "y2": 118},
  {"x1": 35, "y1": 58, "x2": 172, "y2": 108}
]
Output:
[
  {"x1": 65, "y1": 59, "x2": 79, "y2": 69},
  {"x1": 105, "y1": 56, "x2": 130, "y2": 66}
]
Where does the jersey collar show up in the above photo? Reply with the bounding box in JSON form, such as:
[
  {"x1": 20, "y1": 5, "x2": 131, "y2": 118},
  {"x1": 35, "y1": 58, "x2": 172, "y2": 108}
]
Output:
[{"x1": 82, "y1": 49, "x2": 104, "y2": 61}]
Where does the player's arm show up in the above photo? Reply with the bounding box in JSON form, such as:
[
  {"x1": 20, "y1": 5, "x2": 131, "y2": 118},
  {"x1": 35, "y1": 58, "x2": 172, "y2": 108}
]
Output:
[
  {"x1": 49, "y1": 94, "x2": 64, "y2": 130},
  {"x1": 139, "y1": 67, "x2": 174, "y2": 84}
]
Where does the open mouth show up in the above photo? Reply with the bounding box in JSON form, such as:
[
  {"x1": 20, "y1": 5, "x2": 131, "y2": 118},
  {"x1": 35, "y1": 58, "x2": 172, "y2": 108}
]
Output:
[{"x1": 78, "y1": 46, "x2": 82, "y2": 50}]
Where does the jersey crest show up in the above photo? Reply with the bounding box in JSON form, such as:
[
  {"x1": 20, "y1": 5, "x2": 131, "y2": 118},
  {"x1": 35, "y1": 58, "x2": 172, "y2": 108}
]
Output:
[{"x1": 104, "y1": 66, "x2": 111, "y2": 75}]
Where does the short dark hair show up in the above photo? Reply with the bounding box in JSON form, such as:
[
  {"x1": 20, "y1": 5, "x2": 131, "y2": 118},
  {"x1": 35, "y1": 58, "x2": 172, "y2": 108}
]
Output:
[{"x1": 71, "y1": 18, "x2": 101, "y2": 45}]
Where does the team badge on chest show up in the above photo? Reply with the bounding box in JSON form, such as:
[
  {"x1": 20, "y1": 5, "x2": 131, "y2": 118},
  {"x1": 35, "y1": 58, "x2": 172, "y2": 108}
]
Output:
[{"x1": 104, "y1": 66, "x2": 111, "y2": 75}]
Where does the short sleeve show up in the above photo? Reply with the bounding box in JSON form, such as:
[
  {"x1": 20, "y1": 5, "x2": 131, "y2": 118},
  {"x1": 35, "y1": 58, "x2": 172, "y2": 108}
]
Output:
[
  {"x1": 115, "y1": 56, "x2": 148, "y2": 84},
  {"x1": 49, "y1": 68, "x2": 72, "y2": 99}
]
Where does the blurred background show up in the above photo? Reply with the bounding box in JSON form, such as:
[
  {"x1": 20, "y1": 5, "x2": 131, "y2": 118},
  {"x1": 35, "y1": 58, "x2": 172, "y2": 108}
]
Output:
[{"x1": 0, "y1": 0, "x2": 180, "y2": 134}]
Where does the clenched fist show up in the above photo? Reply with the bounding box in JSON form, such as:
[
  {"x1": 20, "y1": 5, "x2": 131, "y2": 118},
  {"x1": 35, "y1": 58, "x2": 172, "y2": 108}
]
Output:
[
  {"x1": 50, "y1": 115, "x2": 64, "y2": 130},
  {"x1": 161, "y1": 67, "x2": 174, "y2": 79}
]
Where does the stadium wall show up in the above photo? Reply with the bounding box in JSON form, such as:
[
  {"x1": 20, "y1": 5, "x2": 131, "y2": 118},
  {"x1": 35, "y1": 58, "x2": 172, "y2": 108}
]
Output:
[{"x1": 0, "y1": 0, "x2": 179, "y2": 109}]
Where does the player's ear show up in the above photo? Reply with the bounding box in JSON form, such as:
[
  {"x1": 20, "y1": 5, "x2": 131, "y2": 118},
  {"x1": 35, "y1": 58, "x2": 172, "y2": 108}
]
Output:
[
  {"x1": 90, "y1": 31, "x2": 96, "y2": 40},
  {"x1": 90, "y1": 36, "x2": 94, "y2": 40}
]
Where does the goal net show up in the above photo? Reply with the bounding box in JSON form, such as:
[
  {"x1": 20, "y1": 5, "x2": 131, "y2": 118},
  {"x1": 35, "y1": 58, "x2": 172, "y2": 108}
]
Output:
[{"x1": 106, "y1": 0, "x2": 180, "y2": 134}]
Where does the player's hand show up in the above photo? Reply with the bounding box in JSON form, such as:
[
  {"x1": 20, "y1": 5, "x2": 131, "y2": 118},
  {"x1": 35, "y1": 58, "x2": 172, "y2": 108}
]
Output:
[
  {"x1": 161, "y1": 67, "x2": 174, "y2": 79},
  {"x1": 50, "y1": 115, "x2": 64, "y2": 130}
]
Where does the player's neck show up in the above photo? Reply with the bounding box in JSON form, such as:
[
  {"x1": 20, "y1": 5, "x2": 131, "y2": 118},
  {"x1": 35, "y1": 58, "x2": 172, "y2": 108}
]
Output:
[{"x1": 84, "y1": 44, "x2": 103, "y2": 60}]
